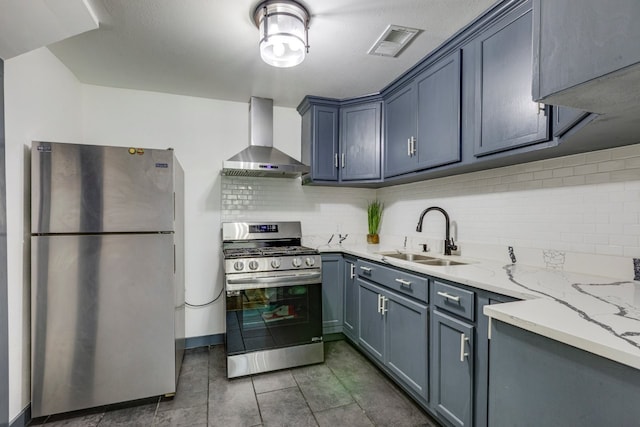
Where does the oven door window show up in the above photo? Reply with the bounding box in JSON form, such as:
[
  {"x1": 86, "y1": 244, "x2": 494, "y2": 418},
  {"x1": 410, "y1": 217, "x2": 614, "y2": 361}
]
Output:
[{"x1": 226, "y1": 283, "x2": 322, "y2": 355}]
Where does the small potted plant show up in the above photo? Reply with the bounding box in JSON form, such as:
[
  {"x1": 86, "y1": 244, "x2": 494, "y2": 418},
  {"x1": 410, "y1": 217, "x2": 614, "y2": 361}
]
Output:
[{"x1": 367, "y1": 200, "x2": 383, "y2": 244}]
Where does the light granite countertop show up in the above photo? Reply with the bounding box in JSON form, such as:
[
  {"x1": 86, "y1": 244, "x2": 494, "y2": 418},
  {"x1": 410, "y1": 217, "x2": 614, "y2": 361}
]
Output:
[{"x1": 318, "y1": 243, "x2": 640, "y2": 370}]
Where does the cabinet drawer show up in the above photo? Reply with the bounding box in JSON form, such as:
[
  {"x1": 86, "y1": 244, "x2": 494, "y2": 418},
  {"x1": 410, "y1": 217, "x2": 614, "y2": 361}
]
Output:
[
  {"x1": 357, "y1": 259, "x2": 428, "y2": 303},
  {"x1": 433, "y1": 281, "x2": 475, "y2": 321}
]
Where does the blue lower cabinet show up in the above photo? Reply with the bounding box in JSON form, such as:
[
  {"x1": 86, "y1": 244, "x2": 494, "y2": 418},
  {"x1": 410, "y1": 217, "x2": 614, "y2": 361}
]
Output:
[
  {"x1": 357, "y1": 279, "x2": 385, "y2": 362},
  {"x1": 432, "y1": 310, "x2": 475, "y2": 427},
  {"x1": 342, "y1": 256, "x2": 358, "y2": 341},
  {"x1": 321, "y1": 254, "x2": 343, "y2": 334},
  {"x1": 385, "y1": 290, "x2": 429, "y2": 400},
  {"x1": 357, "y1": 277, "x2": 429, "y2": 402},
  {"x1": 489, "y1": 319, "x2": 640, "y2": 427}
]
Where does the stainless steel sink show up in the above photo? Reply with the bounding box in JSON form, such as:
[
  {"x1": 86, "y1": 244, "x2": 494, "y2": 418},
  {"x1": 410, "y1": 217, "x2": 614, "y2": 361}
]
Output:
[
  {"x1": 416, "y1": 259, "x2": 467, "y2": 266},
  {"x1": 377, "y1": 252, "x2": 436, "y2": 262}
]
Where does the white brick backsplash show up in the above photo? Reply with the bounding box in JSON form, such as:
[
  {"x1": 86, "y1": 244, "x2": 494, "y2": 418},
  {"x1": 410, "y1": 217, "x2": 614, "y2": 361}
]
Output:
[
  {"x1": 586, "y1": 150, "x2": 612, "y2": 163},
  {"x1": 598, "y1": 160, "x2": 626, "y2": 172},
  {"x1": 552, "y1": 167, "x2": 574, "y2": 178},
  {"x1": 220, "y1": 144, "x2": 640, "y2": 273},
  {"x1": 377, "y1": 144, "x2": 640, "y2": 265},
  {"x1": 562, "y1": 154, "x2": 586, "y2": 167}
]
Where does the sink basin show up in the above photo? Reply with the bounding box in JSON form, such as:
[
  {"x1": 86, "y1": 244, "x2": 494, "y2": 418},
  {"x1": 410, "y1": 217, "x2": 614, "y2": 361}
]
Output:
[
  {"x1": 417, "y1": 259, "x2": 468, "y2": 266},
  {"x1": 377, "y1": 252, "x2": 436, "y2": 262}
]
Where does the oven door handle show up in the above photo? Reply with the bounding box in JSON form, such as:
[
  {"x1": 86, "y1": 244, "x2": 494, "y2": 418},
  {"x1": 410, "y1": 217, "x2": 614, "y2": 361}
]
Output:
[{"x1": 226, "y1": 271, "x2": 322, "y2": 289}]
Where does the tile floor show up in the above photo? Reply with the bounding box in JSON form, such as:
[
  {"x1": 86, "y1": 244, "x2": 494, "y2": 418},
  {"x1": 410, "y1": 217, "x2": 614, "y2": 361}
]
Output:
[{"x1": 29, "y1": 340, "x2": 439, "y2": 426}]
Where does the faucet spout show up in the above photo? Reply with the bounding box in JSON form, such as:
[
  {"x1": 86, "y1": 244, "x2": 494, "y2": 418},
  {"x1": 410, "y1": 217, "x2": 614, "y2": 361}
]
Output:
[{"x1": 416, "y1": 206, "x2": 457, "y2": 256}]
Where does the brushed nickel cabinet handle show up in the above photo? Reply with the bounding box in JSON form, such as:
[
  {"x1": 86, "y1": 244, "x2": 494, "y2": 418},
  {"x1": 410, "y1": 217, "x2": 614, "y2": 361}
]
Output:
[{"x1": 437, "y1": 291, "x2": 460, "y2": 302}]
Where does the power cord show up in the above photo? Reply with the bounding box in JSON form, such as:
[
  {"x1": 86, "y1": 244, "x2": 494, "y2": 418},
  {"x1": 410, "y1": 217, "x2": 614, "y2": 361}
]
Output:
[{"x1": 185, "y1": 285, "x2": 224, "y2": 308}]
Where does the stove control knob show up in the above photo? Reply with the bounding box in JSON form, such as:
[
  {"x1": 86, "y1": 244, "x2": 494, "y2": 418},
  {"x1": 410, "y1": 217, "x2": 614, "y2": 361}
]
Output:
[
  {"x1": 292, "y1": 257, "x2": 302, "y2": 268},
  {"x1": 233, "y1": 261, "x2": 244, "y2": 271},
  {"x1": 271, "y1": 259, "x2": 281, "y2": 269},
  {"x1": 305, "y1": 257, "x2": 316, "y2": 267},
  {"x1": 248, "y1": 260, "x2": 259, "y2": 270}
]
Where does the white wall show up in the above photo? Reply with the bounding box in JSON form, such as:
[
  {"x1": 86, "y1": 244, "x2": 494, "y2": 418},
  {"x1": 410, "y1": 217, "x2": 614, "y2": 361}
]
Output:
[{"x1": 4, "y1": 48, "x2": 83, "y2": 422}]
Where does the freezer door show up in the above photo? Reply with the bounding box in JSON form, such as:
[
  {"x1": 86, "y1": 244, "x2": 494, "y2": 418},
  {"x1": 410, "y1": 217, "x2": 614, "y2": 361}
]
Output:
[
  {"x1": 31, "y1": 234, "x2": 177, "y2": 417},
  {"x1": 31, "y1": 142, "x2": 174, "y2": 234}
]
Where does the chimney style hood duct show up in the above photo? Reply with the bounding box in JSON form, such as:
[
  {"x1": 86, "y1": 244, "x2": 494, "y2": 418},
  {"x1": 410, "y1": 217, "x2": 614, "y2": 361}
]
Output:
[{"x1": 222, "y1": 97, "x2": 310, "y2": 178}]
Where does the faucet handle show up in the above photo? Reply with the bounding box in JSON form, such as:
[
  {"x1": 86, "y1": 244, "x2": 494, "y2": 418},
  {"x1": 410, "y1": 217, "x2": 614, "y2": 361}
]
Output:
[{"x1": 448, "y1": 238, "x2": 458, "y2": 251}]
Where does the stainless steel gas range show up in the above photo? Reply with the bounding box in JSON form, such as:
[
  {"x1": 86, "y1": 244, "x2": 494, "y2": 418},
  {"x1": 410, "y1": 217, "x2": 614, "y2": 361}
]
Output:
[{"x1": 222, "y1": 221, "x2": 323, "y2": 378}]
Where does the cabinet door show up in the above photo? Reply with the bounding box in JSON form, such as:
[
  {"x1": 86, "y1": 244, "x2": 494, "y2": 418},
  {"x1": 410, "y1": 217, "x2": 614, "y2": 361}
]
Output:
[
  {"x1": 343, "y1": 257, "x2": 358, "y2": 341},
  {"x1": 432, "y1": 310, "x2": 475, "y2": 427},
  {"x1": 553, "y1": 106, "x2": 589, "y2": 138},
  {"x1": 474, "y1": 1, "x2": 550, "y2": 156},
  {"x1": 321, "y1": 254, "x2": 343, "y2": 334},
  {"x1": 415, "y1": 51, "x2": 462, "y2": 169},
  {"x1": 384, "y1": 84, "x2": 417, "y2": 177},
  {"x1": 357, "y1": 279, "x2": 385, "y2": 363},
  {"x1": 385, "y1": 291, "x2": 429, "y2": 401},
  {"x1": 532, "y1": 0, "x2": 640, "y2": 103},
  {"x1": 312, "y1": 105, "x2": 340, "y2": 181},
  {"x1": 340, "y1": 102, "x2": 382, "y2": 181}
]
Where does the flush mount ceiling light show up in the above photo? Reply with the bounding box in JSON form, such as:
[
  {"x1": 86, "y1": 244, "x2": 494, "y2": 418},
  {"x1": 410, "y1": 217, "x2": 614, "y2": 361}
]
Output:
[{"x1": 253, "y1": 0, "x2": 310, "y2": 68}]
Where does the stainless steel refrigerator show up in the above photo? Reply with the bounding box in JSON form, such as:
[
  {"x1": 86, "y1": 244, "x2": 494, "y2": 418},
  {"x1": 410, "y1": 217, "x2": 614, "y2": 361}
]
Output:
[{"x1": 30, "y1": 141, "x2": 185, "y2": 417}]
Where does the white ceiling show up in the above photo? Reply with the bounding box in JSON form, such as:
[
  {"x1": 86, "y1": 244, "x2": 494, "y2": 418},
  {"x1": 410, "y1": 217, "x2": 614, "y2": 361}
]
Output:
[
  {"x1": 0, "y1": 0, "x2": 98, "y2": 59},
  {"x1": 44, "y1": 0, "x2": 495, "y2": 108}
]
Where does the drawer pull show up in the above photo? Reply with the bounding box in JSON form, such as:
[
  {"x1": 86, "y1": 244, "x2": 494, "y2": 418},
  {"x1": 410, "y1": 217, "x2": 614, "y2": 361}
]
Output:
[
  {"x1": 350, "y1": 264, "x2": 356, "y2": 279},
  {"x1": 359, "y1": 266, "x2": 372, "y2": 273},
  {"x1": 460, "y1": 334, "x2": 469, "y2": 362},
  {"x1": 437, "y1": 291, "x2": 460, "y2": 302},
  {"x1": 395, "y1": 278, "x2": 412, "y2": 287}
]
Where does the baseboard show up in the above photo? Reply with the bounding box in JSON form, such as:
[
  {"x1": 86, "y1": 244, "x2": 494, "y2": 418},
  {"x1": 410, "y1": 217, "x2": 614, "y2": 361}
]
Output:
[
  {"x1": 323, "y1": 333, "x2": 345, "y2": 342},
  {"x1": 184, "y1": 333, "x2": 224, "y2": 349},
  {"x1": 9, "y1": 404, "x2": 30, "y2": 427}
]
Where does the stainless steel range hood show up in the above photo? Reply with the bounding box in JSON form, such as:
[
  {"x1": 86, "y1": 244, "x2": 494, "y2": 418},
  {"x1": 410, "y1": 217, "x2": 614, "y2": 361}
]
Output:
[{"x1": 222, "y1": 97, "x2": 310, "y2": 178}]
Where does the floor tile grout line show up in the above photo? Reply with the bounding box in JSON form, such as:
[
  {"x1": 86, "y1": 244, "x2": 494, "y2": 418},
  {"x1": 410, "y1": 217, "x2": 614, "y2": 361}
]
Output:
[
  {"x1": 206, "y1": 344, "x2": 211, "y2": 426},
  {"x1": 151, "y1": 396, "x2": 160, "y2": 426},
  {"x1": 250, "y1": 367, "x2": 265, "y2": 425},
  {"x1": 290, "y1": 367, "x2": 323, "y2": 426},
  {"x1": 324, "y1": 358, "x2": 376, "y2": 426}
]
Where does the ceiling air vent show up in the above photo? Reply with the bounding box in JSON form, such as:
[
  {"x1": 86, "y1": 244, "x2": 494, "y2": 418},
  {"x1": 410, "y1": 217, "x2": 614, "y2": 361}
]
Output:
[{"x1": 368, "y1": 25, "x2": 421, "y2": 57}]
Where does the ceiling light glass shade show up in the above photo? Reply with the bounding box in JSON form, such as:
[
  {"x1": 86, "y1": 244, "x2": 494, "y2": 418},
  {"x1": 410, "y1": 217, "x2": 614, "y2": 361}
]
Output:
[{"x1": 254, "y1": 0, "x2": 310, "y2": 68}]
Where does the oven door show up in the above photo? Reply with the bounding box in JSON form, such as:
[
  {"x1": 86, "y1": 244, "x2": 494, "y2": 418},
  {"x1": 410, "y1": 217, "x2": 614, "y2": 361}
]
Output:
[{"x1": 225, "y1": 271, "x2": 322, "y2": 356}]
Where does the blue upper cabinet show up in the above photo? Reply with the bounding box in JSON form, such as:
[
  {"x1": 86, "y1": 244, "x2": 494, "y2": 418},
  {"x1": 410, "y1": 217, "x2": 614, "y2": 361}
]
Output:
[
  {"x1": 340, "y1": 102, "x2": 382, "y2": 181},
  {"x1": 298, "y1": 0, "x2": 627, "y2": 188},
  {"x1": 384, "y1": 83, "x2": 416, "y2": 177},
  {"x1": 385, "y1": 51, "x2": 461, "y2": 177},
  {"x1": 300, "y1": 100, "x2": 340, "y2": 183},
  {"x1": 299, "y1": 97, "x2": 381, "y2": 185},
  {"x1": 415, "y1": 51, "x2": 461, "y2": 170},
  {"x1": 473, "y1": 0, "x2": 550, "y2": 156},
  {"x1": 532, "y1": 0, "x2": 640, "y2": 112}
]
